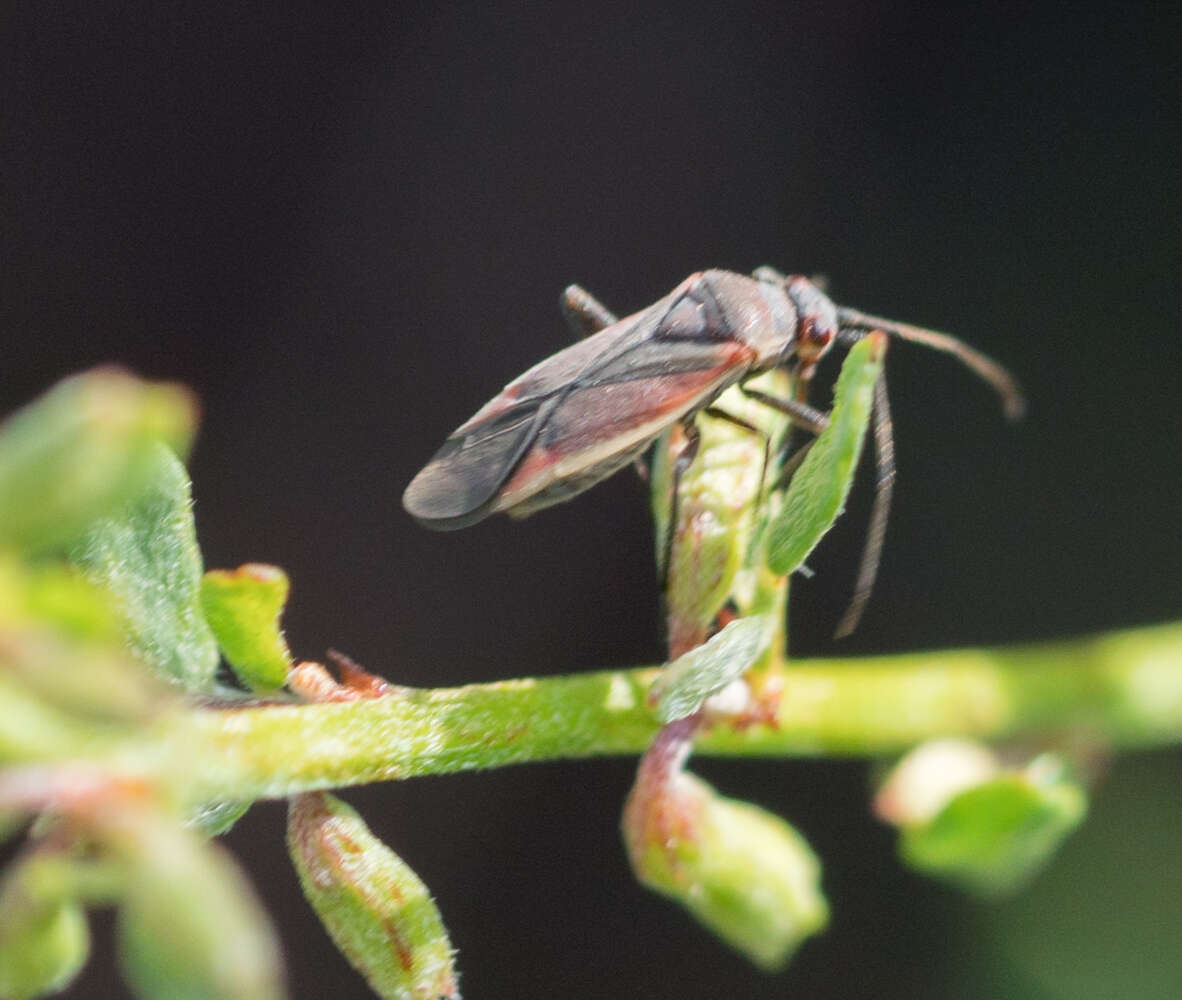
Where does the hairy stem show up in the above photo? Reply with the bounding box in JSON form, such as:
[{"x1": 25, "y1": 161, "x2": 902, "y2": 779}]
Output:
[{"x1": 164, "y1": 621, "x2": 1182, "y2": 803}]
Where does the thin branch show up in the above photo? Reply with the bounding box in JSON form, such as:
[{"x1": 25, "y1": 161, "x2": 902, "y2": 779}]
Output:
[{"x1": 170, "y1": 621, "x2": 1182, "y2": 803}]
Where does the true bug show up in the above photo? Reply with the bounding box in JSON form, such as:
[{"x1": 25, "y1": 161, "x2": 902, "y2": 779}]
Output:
[{"x1": 402, "y1": 267, "x2": 1022, "y2": 629}]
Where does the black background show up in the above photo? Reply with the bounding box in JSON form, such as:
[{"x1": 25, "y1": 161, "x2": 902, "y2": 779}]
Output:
[{"x1": 3, "y1": 3, "x2": 1180, "y2": 998}]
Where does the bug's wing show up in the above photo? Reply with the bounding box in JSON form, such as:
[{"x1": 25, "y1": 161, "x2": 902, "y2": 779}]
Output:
[
  {"x1": 401, "y1": 312, "x2": 656, "y2": 530},
  {"x1": 402, "y1": 275, "x2": 753, "y2": 529},
  {"x1": 492, "y1": 340, "x2": 751, "y2": 516}
]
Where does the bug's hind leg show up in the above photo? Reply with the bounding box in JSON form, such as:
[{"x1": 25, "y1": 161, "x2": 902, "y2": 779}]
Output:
[
  {"x1": 738, "y1": 386, "x2": 830, "y2": 436},
  {"x1": 559, "y1": 284, "x2": 618, "y2": 339}
]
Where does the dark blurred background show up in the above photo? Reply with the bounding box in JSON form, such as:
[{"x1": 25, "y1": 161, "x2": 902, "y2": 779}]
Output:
[{"x1": 3, "y1": 3, "x2": 1180, "y2": 998}]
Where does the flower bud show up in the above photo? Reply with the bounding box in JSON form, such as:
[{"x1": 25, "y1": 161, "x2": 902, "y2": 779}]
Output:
[
  {"x1": 624, "y1": 762, "x2": 827, "y2": 970},
  {"x1": 288, "y1": 792, "x2": 459, "y2": 1000}
]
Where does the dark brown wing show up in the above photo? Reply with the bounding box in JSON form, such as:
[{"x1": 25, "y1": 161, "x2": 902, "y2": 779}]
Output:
[{"x1": 402, "y1": 274, "x2": 753, "y2": 529}]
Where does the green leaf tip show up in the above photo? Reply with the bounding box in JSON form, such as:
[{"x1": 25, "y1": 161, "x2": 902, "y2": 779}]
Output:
[
  {"x1": 70, "y1": 444, "x2": 218, "y2": 692},
  {"x1": 288, "y1": 792, "x2": 460, "y2": 1000},
  {"x1": 0, "y1": 368, "x2": 198, "y2": 554},
  {"x1": 652, "y1": 616, "x2": 769, "y2": 723},
  {"x1": 766, "y1": 334, "x2": 885, "y2": 575},
  {"x1": 201, "y1": 564, "x2": 293, "y2": 692}
]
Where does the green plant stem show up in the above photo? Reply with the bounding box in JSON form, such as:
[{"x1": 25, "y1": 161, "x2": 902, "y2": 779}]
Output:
[{"x1": 169, "y1": 621, "x2": 1182, "y2": 802}]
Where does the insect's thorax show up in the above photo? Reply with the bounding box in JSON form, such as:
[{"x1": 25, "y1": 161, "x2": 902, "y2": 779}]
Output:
[{"x1": 697, "y1": 269, "x2": 800, "y2": 371}]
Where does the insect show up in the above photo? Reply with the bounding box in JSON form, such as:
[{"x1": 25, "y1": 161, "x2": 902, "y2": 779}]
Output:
[{"x1": 402, "y1": 267, "x2": 1022, "y2": 630}]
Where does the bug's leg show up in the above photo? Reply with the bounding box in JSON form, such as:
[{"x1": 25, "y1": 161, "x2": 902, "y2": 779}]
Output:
[
  {"x1": 772, "y1": 435, "x2": 818, "y2": 491},
  {"x1": 559, "y1": 284, "x2": 618, "y2": 339},
  {"x1": 834, "y1": 371, "x2": 896, "y2": 639},
  {"x1": 837, "y1": 314, "x2": 1025, "y2": 420},
  {"x1": 739, "y1": 381, "x2": 831, "y2": 491},
  {"x1": 701, "y1": 405, "x2": 772, "y2": 497},
  {"x1": 739, "y1": 386, "x2": 830, "y2": 436},
  {"x1": 660, "y1": 419, "x2": 701, "y2": 589}
]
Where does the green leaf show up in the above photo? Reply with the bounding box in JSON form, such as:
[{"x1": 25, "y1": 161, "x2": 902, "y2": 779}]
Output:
[
  {"x1": 186, "y1": 799, "x2": 252, "y2": 838},
  {"x1": 765, "y1": 334, "x2": 885, "y2": 575},
  {"x1": 0, "y1": 368, "x2": 197, "y2": 554},
  {"x1": 288, "y1": 792, "x2": 460, "y2": 1000},
  {"x1": 71, "y1": 444, "x2": 218, "y2": 691},
  {"x1": 201, "y1": 565, "x2": 292, "y2": 692},
  {"x1": 116, "y1": 810, "x2": 285, "y2": 1000},
  {"x1": 652, "y1": 616, "x2": 769, "y2": 723},
  {"x1": 900, "y1": 763, "x2": 1087, "y2": 897}
]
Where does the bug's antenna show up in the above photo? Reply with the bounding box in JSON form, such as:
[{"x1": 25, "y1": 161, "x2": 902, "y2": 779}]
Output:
[
  {"x1": 836, "y1": 308, "x2": 1026, "y2": 421},
  {"x1": 834, "y1": 370, "x2": 895, "y2": 639}
]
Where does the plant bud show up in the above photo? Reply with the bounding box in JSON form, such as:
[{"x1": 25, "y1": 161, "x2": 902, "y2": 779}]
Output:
[
  {"x1": 288, "y1": 792, "x2": 459, "y2": 1000},
  {"x1": 624, "y1": 762, "x2": 827, "y2": 970}
]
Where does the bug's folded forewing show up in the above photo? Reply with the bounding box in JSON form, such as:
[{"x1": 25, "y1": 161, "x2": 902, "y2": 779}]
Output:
[
  {"x1": 402, "y1": 283, "x2": 754, "y2": 529},
  {"x1": 401, "y1": 398, "x2": 553, "y2": 528},
  {"x1": 402, "y1": 307, "x2": 658, "y2": 529},
  {"x1": 490, "y1": 351, "x2": 748, "y2": 518}
]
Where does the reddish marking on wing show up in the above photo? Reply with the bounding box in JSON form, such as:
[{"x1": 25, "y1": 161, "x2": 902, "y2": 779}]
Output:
[
  {"x1": 499, "y1": 347, "x2": 752, "y2": 499},
  {"x1": 501, "y1": 444, "x2": 561, "y2": 494}
]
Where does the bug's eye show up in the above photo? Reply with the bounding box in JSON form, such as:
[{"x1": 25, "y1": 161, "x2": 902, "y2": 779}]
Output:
[{"x1": 798, "y1": 315, "x2": 835, "y2": 360}]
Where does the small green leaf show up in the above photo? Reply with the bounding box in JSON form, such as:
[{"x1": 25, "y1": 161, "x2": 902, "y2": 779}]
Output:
[
  {"x1": 288, "y1": 792, "x2": 460, "y2": 1000},
  {"x1": 186, "y1": 799, "x2": 252, "y2": 838},
  {"x1": 900, "y1": 761, "x2": 1087, "y2": 897},
  {"x1": 652, "y1": 616, "x2": 769, "y2": 723},
  {"x1": 71, "y1": 445, "x2": 218, "y2": 691},
  {"x1": 201, "y1": 565, "x2": 292, "y2": 692},
  {"x1": 116, "y1": 810, "x2": 285, "y2": 1000},
  {"x1": 0, "y1": 851, "x2": 91, "y2": 1000},
  {"x1": 0, "y1": 368, "x2": 197, "y2": 554},
  {"x1": 766, "y1": 334, "x2": 885, "y2": 575},
  {"x1": 624, "y1": 771, "x2": 827, "y2": 970}
]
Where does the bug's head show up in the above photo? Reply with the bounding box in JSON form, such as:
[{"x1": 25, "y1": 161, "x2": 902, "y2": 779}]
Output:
[{"x1": 785, "y1": 275, "x2": 839, "y2": 370}]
